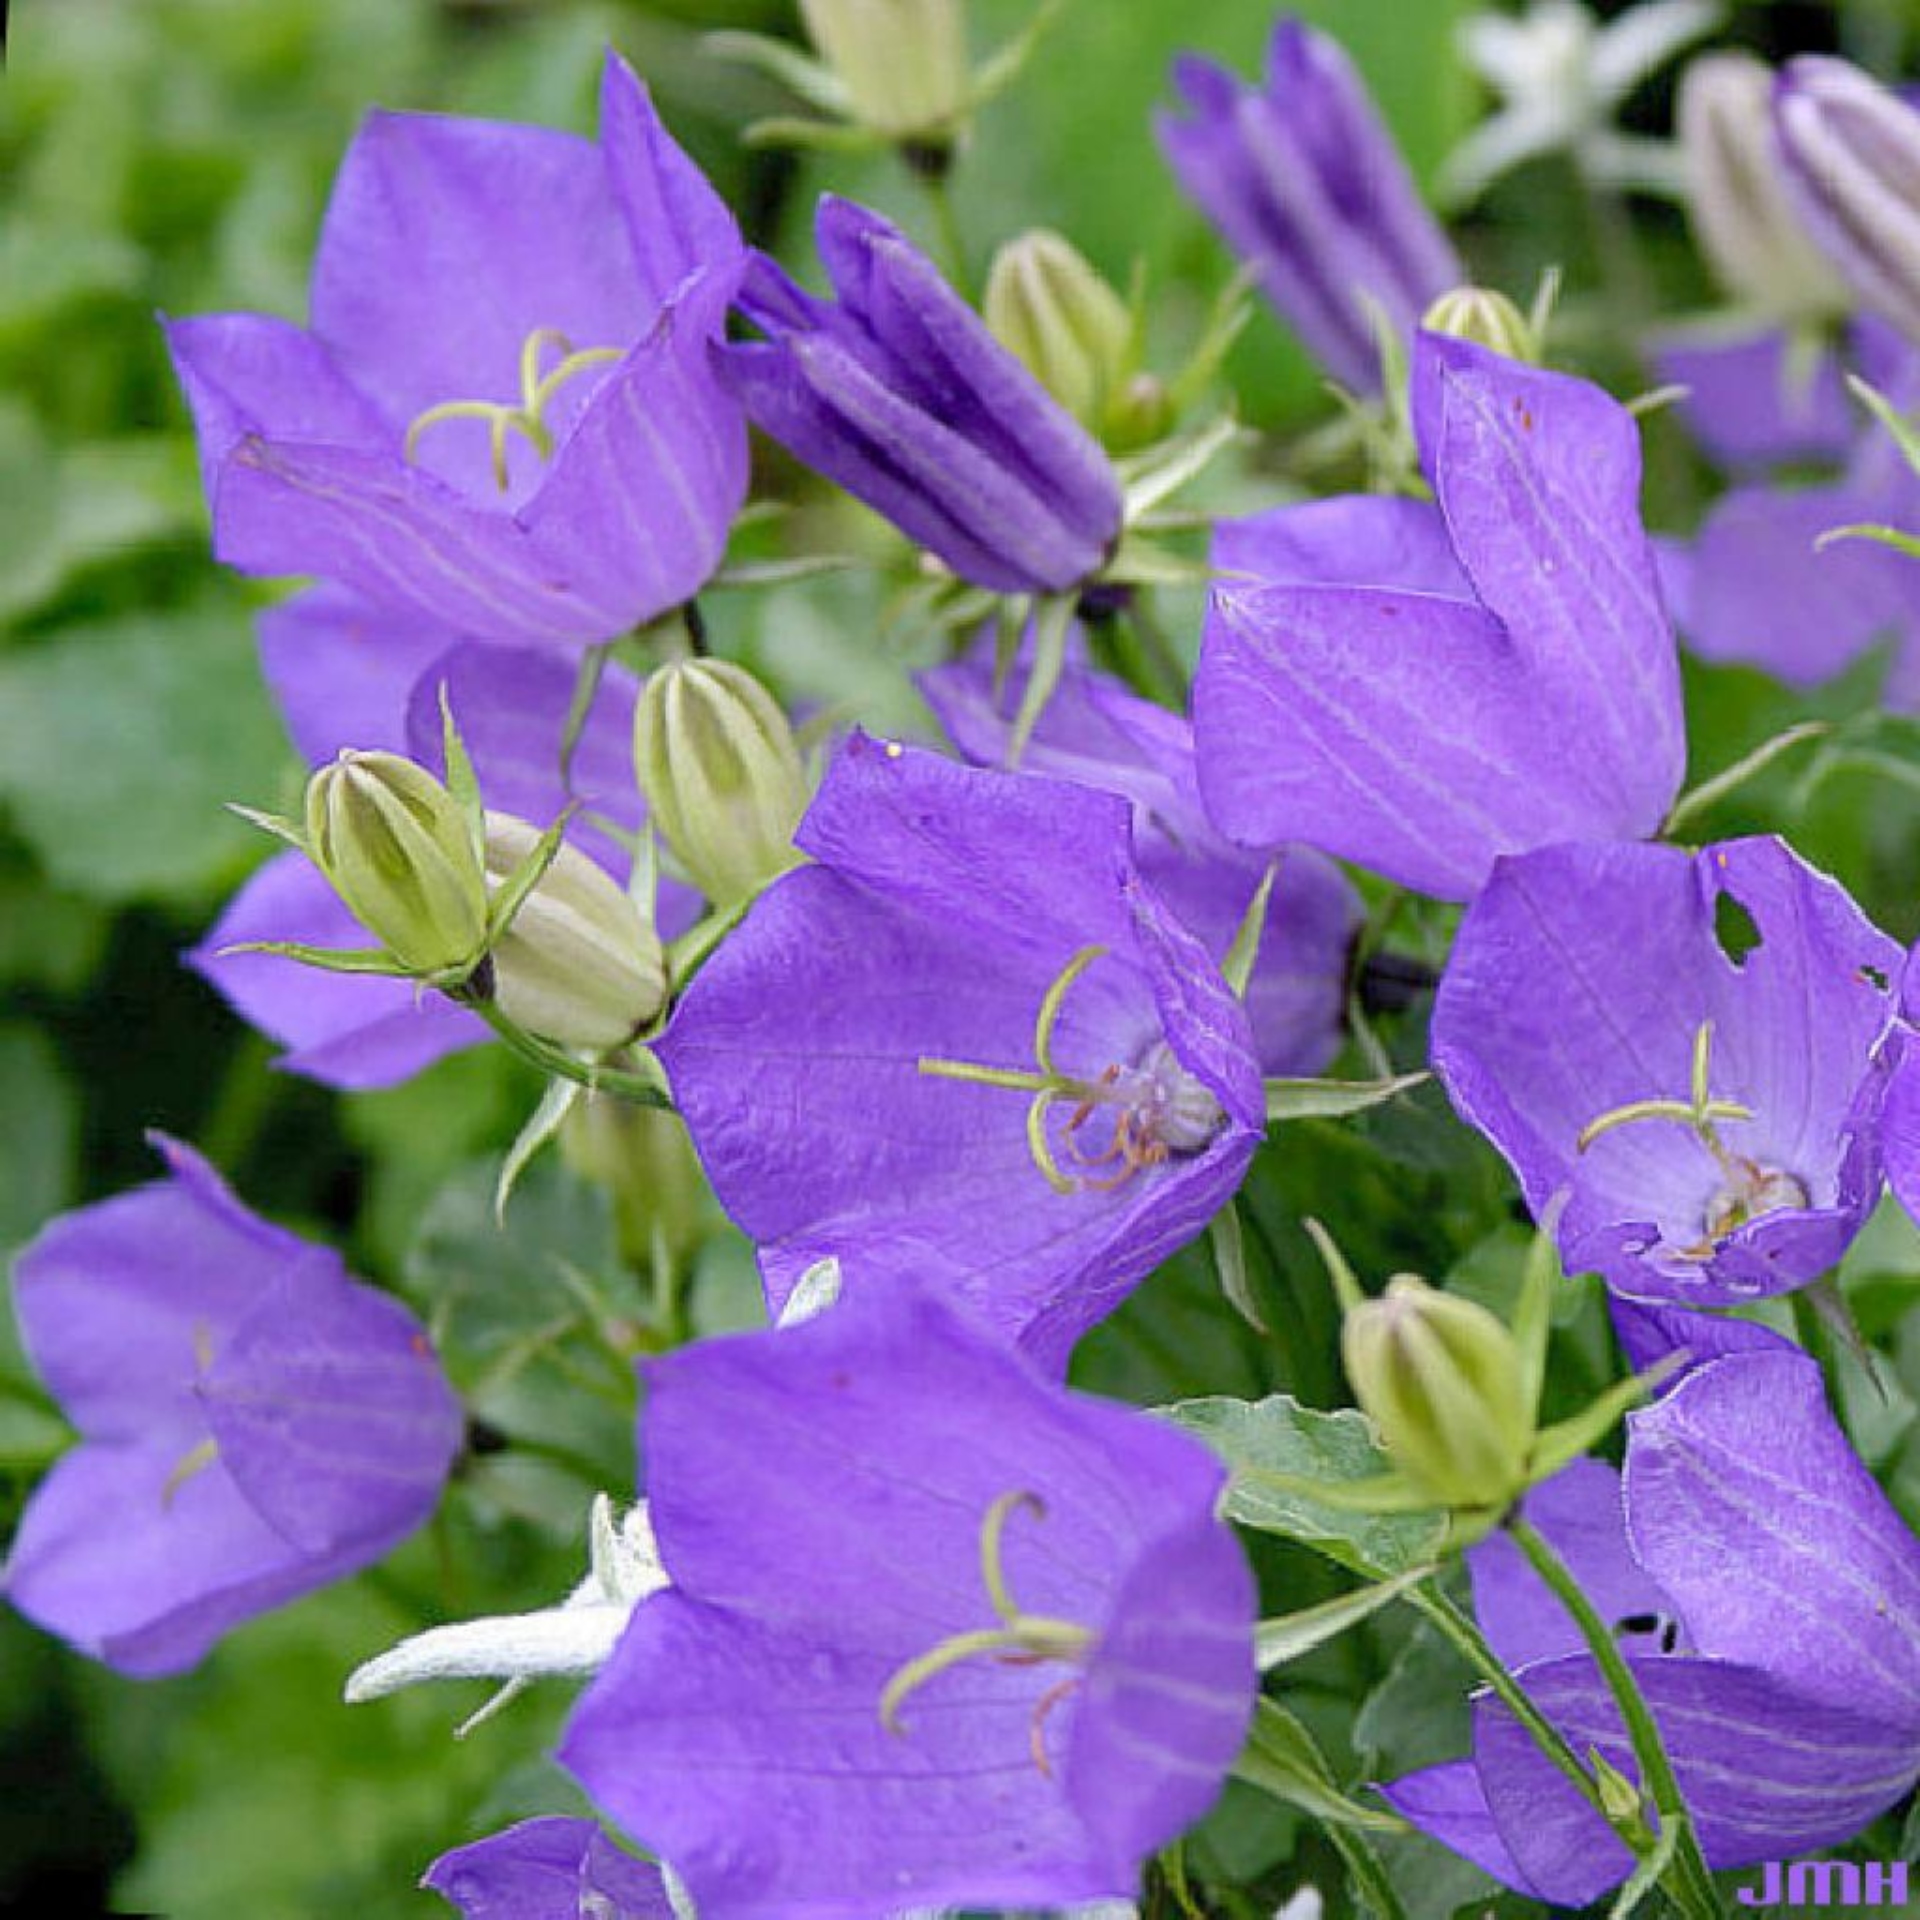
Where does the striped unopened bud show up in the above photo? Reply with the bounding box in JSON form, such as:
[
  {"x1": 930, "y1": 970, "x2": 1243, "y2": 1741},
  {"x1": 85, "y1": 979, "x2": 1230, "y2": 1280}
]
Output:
[
  {"x1": 633, "y1": 660, "x2": 808, "y2": 909},
  {"x1": 798, "y1": 0, "x2": 969, "y2": 142}
]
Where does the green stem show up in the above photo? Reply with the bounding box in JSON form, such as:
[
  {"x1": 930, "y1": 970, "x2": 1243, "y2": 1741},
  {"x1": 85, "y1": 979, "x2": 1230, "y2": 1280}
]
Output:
[
  {"x1": 461, "y1": 995, "x2": 673, "y2": 1110},
  {"x1": 1508, "y1": 1517, "x2": 1722, "y2": 1920},
  {"x1": 918, "y1": 169, "x2": 972, "y2": 300},
  {"x1": 1326, "y1": 1823, "x2": 1409, "y2": 1920},
  {"x1": 1408, "y1": 1582, "x2": 1611, "y2": 1823}
]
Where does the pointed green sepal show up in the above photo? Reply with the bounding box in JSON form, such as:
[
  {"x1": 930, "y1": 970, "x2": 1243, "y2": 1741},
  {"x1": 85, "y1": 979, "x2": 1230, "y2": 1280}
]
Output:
[
  {"x1": 1815, "y1": 520, "x2": 1920, "y2": 563},
  {"x1": 742, "y1": 116, "x2": 886, "y2": 156},
  {"x1": 496, "y1": 1076, "x2": 580, "y2": 1224},
  {"x1": 1253, "y1": 1562, "x2": 1437, "y2": 1673},
  {"x1": 1207, "y1": 1201, "x2": 1264, "y2": 1334},
  {"x1": 1511, "y1": 1218, "x2": 1561, "y2": 1423},
  {"x1": 965, "y1": 0, "x2": 1071, "y2": 113},
  {"x1": 1234, "y1": 1464, "x2": 1445, "y2": 1516},
  {"x1": 1220, "y1": 858, "x2": 1279, "y2": 1000},
  {"x1": 216, "y1": 939, "x2": 418, "y2": 977},
  {"x1": 1231, "y1": 1697, "x2": 1409, "y2": 1834},
  {"x1": 484, "y1": 806, "x2": 576, "y2": 947},
  {"x1": 1264, "y1": 1070, "x2": 1428, "y2": 1125},
  {"x1": 227, "y1": 803, "x2": 310, "y2": 853},
  {"x1": 1528, "y1": 1356, "x2": 1684, "y2": 1484},
  {"x1": 701, "y1": 30, "x2": 851, "y2": 115},
  {"x1": 438, "y1": 683, "x2": 485, "y2": 866},
  {"x1": 1118, "y1": 410, "x2": 1245, "y2": 523},
  {"x1": 1005, "y1": 590, "x2": 1076, "y2": 769},
  {"x1": 1303, "y1": 1216, "x2": 1368, "y2": 1316}
]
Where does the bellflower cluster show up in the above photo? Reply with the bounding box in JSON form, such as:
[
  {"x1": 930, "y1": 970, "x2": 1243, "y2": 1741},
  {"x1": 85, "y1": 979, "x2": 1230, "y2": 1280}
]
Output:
[
  {"x1": 5, "y1": 1139, "x2": 461, "y2": 1676},
  {"x1": 1388, "y1": 1347, "x2": 1920, "y2": 1905},
  {"x1": 166, "y1": 55, "x2": 747, "y2": 651},
  {"x1": 1157, "y1": 18, "x2": 1460, "y2": 394},
  {"x1": 1432, "y1": 836, "x2": 1901, "y2": 1308},
  {"x1": 656, "y1": 734, "x2": 1264, "y2": 1371},
  {"x1": 1195, "y1": 332, "x2": 1686, "y2": 901},
  {"x1": 560, "y1": 1284, "x2": 1257, "y2": 1914}
]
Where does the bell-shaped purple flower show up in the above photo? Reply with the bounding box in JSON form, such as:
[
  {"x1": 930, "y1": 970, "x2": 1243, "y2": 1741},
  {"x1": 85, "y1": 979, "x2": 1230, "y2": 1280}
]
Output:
[
  {"x1": 192, "y1": 593, "x2": 698, "y2": 1089},
  {"x1": 1661, "y1": 325, "x2": 1920, "y2": 703},
  {"x1": 1432, "y1": 836, "x2": 1901, "y2": 1310},
  {"x1": 164, "y1": 54, "x2": 748, "y2": 652},
  {"x1": 425, "y1": 1818, "x2": 674, "y2": 1920},
  {"x1": 1776, "y1": 57, "x2": 1920, "y2": 349},
  {"x1": 718, "y1": 197, "x2": 1124, "y2": 595},
  {"x1": 1158, "y1": 19, "x2": 1461, "y2": 394},
  {"x1": 1386, "y1": 1348, "x2": 1920, "y2": 1905},
  {"x1": 920, "y1": 647, "x2": 1361, "y2": 1076},
  {"x1": 654, "y1": 733, "x2": 1264, "y2": 1373},
  {"x1": 560, "y1": 1284, "x2": 1256, "y2": 1915},
  {"x1": 1193, "y1": 334, "x2": 1687, "y2": 901},
  {"x1": 5, "y1": 1137, "x2": 462, "y2": 1677}
]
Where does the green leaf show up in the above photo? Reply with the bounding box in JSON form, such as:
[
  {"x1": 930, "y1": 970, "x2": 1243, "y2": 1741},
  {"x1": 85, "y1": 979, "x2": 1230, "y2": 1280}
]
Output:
[
  {"x1": 1164, "y1": 1393, "x2": 1447, "y2": 1576},
  {"x1": 0, "y1": 1025, "x2": 78, "y2": 1250},
  {"x1": 0, "y1": 601, "x2": 294, "y2": 905},
  {"x1": 1231, "y1": 1696, "x2": 1405, "y2": 1834}
]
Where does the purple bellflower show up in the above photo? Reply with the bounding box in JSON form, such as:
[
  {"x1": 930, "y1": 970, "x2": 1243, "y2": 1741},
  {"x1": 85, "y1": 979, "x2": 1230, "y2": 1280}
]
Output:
[
  {"x1": 1193, "y1": 334, "x2": 1686, "y2": 901},
  {"x1": 165, "y1": 55, "x2": 747, "y2": 652},
  {"x1": 560, "y1": 1283, "x2": 1256, "y2": 1915},
  {"x1": 654, "y1": 733, "x2": 1264, "y2": 1373},
  {"x1": 1662, "y1": 329, "x2": 1920, "y2": 704},
  {"x1": 193, "y1": 595, "x2": 693, "y2": 1089},
  {"x1": 1431, "y1": 836, "x2": 1901, "y2": 1310},
  {"x1": 920, "y1": 647, "x2": 1361, "y2": 1076},
  {"x1": 425, "y1": 1817, "x2": 675, "y2": 1920},
  {"x1": 4, "y1": 1137, "x2": 461, "y2": 1677},
  {"x1": 1386, "y1": 1348, "x2": 1920, "y2": 1905},
  {"x1": 718, "y1": 197, "x2": 1124, "y2": 595},
  {"x1": 1158, "y1": 18, "x2": 1461, "y2": 395}
]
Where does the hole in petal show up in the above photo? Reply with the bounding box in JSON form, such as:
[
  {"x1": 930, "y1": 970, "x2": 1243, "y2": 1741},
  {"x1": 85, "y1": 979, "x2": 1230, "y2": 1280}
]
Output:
[
  {"x1": 1861, "y1": 962, "x2": 1890, "y2": 993},
  {"x1": 1713, "y1": 891, "x2": 1762, "y2": 968}
]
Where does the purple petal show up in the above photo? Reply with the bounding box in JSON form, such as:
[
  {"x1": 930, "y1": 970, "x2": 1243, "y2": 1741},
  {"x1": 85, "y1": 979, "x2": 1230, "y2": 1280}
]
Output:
[
  {"x1": 1378, "y1": 1760, "x2": 1537, "y2": 1896},
  {"x1": 424, "y1": 1817, "x2": 675, "y2": 1920},
  {"x1": 3, "y1": 1437, "x2": 363, "y2": 1677},
  {"x1": 1467, "y1": 1458, "x2": 1683, "y2": 1672},
  {"x1": 308, "y1": 106, "x2": 648, "y2": 439},
  {"x1": 1215, "y1": 495, "x2": 1469, "y2": 598},
  {"x1": 1625, "y1": 1347, "x2": 1920, "y2": 1719},
  {"x1": 1678, "y1": 479, "x2": 1915, "y2": 689},
  {"x1": 258, "y1": 585, "x2": 462, "y2": 765},
  {"x1": 11, "y1": 1136, "x2": 317, "y2": 1443},
  {"x1": 189, "y1": 851, "x2": 483, "y2": 1091},
  {"x1": 1411, "y1": 334, "x2": 1685, "y2": 832},
  {"x1": 1653, "y1": 327, "x2": 1854, "y2": 470},
  {"x1": 199, "y1": 1267, "x2": 462, "y2": 1556},
  {"x1": 1475, "y1": 1655, "x2": 1919, "y2": 1904},
  {"x1": 1607, "y1": 1295, "x2": 1799, "y2": 1378}
]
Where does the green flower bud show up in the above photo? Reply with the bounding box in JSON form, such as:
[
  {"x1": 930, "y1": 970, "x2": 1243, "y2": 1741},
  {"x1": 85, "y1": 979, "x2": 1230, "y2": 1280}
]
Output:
[
  {"x1": 1421, "y1": 287, "x2": 1540, "y2": 364},
  {"x1": 1679, "y1": 52, "x2": 1849, "y2": 324},
  {"x1": 797, "y1": 0, "x2": 970, "y2": 142},
  {"x1": 304, "y1": 750, "x2": 488, "y2": 977},
  {"x1": 633, "y1": 659, "x2": 809, "y2": 910},
  {"x1": 483, "y1": 814, "x2": 666, "y2": 1050},
  {"x1": 985, "y1": 230, "x2": 1148, "y2": 438},
  {"x1": 562, "y1": 1094, "x2": 710, "y2": 1273},
  {"x1": 1342, "y1": 1276, "x2": 1533, "y2": 1511}
]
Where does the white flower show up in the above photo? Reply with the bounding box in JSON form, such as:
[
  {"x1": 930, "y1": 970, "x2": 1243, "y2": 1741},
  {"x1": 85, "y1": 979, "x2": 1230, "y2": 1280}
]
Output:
[
  {"x1": 1443, "y1": 0, "x2": 1724, "y2": 205},
  {"x1": 343, "y1": 1492, "x2": 667, "y2": 1736}
]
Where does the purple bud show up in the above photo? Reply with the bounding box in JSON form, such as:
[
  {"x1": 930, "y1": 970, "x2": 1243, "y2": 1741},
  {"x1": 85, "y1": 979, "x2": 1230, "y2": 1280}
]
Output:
[
  {"x1": 717, "y1": 197, "x2": 1124, "y2": 594},
  {"x1": 1158, "y1": 18, "x2": 1460, "y2": 393}
]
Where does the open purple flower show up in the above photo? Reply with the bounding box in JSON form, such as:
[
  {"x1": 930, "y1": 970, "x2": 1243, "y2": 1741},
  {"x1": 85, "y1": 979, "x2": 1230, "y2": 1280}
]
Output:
[
  {"x1": 425, "y1": 1818, "x2": 674, "y2": 1920},
  {"x1": 5, "y1": 1137, "x2": 461, "y2": 1677},
  {"x1": 1662, "y1": 328, "x2": 1920, "y2": 703},
  {"x1": 921, "y1": 647, "x2": 1361, "y2": 1076},
  {"x1": 718, "y1": 197, "x2": 1123, "y2": 595},
  {"x1": 1158, "y1": 18, "x2": 1460, "y2": 395},
  {"x1": 1386, "y1": 1348, "x2": 1920, "y2": 1905},
  {"x1": 561, "y1": 1284, "x2": 1256, "y2": 1914},
  {"x1": 165, "y1": 54, "x2": 747, "y2": 651},
  {"x1": 1193, "y1": 334, "x2": 1686, "y2": 901},
  {"x1": 1432, "y1": 836, "x2": 1901, "y2": 1309},
  {"x1": 655, "y1": 733, "x2": 1263, "y2": 1372},
  {"x1": 193, "y1": 601, "x2": 676, "y2": 1089}
]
